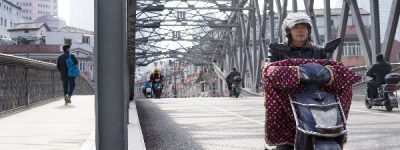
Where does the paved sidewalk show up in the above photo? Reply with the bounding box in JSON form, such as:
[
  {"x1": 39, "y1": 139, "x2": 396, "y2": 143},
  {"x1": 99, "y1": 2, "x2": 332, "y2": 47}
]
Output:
[
  {"x1": 0, "y1": 95, "x2": 95, "y2": 150},
  {"x1": 128, "y1": 100, "x2": 146, "y2": 150}
]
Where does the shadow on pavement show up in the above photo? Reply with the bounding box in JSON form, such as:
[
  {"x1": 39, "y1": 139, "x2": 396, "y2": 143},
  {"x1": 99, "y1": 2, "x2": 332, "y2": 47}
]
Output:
[{"x1": 136, "y1": 99, "x2": 203, "y2": 150}]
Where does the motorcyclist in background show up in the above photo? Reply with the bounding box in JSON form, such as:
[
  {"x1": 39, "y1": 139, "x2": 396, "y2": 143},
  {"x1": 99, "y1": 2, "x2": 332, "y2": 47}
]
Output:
[
  {"x1": 149, "y1": 67, "x2": 164, "y2": 89},
  {"x1": 366, "y1": 53, "x2": 392, "y2": 99},
  {"x1": 225, "y1": 67, "x2": 241, "y2": 94}
]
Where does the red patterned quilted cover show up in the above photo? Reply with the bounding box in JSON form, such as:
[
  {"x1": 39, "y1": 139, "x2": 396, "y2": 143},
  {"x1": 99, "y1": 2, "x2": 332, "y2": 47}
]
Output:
[{"x1": 262, "y1": 59, "x2": 361, "y2": 145}]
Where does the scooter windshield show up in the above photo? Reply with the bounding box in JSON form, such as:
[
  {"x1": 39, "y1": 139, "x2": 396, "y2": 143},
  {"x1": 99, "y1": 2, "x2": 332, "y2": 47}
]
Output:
[{"x1": 310, "y1": 106, "x2": 339, "y2": 128}]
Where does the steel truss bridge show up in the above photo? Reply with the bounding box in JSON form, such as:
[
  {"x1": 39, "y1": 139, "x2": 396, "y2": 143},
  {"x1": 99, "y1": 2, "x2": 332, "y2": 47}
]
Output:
[{"x1": 134, "y1": 0, "x2": 400, "y2": 92}]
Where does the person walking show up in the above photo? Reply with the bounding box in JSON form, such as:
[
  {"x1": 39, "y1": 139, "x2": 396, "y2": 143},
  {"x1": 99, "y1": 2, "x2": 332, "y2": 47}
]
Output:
[{"x1": 57, "y1": 45, "x2": 78, "y2": 104}]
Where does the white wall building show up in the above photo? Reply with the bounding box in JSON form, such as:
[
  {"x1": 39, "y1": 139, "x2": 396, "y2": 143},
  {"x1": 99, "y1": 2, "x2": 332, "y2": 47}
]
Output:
[
  {"x1": 8, "y1": 22, "x2": 50, "y2": 44},
  {"x1": 0, "y1": 0, "x2": 22, "y2": 38},
  {"x1": 9, "y1": 0, "x2": 58, "y2": 21}
]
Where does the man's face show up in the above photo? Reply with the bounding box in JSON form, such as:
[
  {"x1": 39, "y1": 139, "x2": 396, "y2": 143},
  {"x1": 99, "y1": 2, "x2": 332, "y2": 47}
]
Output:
[{"x1": 289, "y1": 23, "x2": 309, "y2": 44}]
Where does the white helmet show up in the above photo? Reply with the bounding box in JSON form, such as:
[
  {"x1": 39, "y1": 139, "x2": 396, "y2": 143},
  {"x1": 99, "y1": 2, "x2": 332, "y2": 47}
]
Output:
[{"x1": 281, "y1": 12, "x2": 312, "y2": 44}]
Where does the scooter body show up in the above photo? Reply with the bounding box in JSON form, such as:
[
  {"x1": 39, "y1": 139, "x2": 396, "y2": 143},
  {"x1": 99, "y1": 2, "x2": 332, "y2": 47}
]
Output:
[
  {"x1": 365, "y1": 83, "x2": 399, "y2": 111},
  {"x1": 265, "y1": 38, "x2": 347, "y2": 150},
  {"x1": 145, "y1": 87, "x2": 152, "y2": 98},
  {"x1": 230, "y1": 76, "x2": 242, "y2": 98},
  {"x1": 152, "y1": 79, "x2": 162, "y2": 98},
  {"x1": 365, "y1": 73, "x2": 400, "y2": 111},
  {"x1": 290, "y1": 63, "x2": 346, "y2": 150}
]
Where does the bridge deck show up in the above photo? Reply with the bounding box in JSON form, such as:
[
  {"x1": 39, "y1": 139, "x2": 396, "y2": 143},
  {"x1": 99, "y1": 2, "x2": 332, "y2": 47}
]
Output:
[{"x1": 0, "y1": 96, "x2": 95, "y2": 150}]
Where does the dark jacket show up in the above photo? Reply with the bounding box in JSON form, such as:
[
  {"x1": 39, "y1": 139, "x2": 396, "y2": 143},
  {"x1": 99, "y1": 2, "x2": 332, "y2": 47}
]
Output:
[
  {"x1": 150, "y1": 72, "x2": 163, "y2": 82},
  {"x1": 226, "y1": 70, "x2": 241, "y2": 83},
  {"x1": 57, "y1": 52, "x2": 78, "y2": 81},
  {"x1": 269, "y1": 44, "x2": 327, "y2": 62},
  {"x1": 366, "y1": 60, "x2": 392, "y2": 85}
]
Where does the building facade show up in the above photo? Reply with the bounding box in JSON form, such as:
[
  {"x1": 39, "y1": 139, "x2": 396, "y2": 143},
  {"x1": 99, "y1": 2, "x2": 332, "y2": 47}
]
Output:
[
  {"x1": 8, "y1": 22, "x2": 50, "y2": 44},
  {"x1": 335, "y1": 0, "x2": 400, "y2": 41},
  {"x1": 45, "y1": 26, "x2": 94, "y2": 81},
  {"x1": 8, "y1": 0, "x2": 58, "y2": 21},
  {"x1": 5, "y1": 23, "x2": 95, "y2": 82},
  {"x1": 0, "y1": 0, "x2": 22, "y2": 38}
]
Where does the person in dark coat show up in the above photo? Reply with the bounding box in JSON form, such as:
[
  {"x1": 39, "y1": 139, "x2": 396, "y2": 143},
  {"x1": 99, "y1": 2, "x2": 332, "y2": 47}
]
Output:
[
  {"x1": 57, "y1": 45, "x2": 78, "y2": 104},
  {"x1": 366, "y1": 53, "x2": 392, "y2": 98},
  {"x1": 225, "y1": 67, "x2": 241, "y2": 93}
]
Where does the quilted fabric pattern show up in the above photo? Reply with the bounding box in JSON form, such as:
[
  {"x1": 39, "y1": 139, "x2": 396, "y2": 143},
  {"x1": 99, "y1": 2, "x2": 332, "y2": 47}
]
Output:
[{"x1": 262, "y1": 59, "x2": 361, "y2": 145}]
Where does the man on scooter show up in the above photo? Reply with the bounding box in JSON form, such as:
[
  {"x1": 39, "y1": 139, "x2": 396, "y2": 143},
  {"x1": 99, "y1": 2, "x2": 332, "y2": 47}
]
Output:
[
  {"x1": 149, "y1": 67, "x2": 164, "y2": 91},
  {"x1": 264, "y1": 12, "x2": 360, "y2": 150},
  {"x1": 226, "y1": 68, "x2": 241, "y2": 95},
  {"x1": 142, "y1": 80, "x2": 152, "y2": 95},
  {"x1": 366, "y1": 54, "x2": 392, "y2": 99}
]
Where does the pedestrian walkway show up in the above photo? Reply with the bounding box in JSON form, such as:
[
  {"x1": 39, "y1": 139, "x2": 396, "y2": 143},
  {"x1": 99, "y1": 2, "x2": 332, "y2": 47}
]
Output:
[{"x1": 0, "y1": 95, "x2": 95, "y2": 150}]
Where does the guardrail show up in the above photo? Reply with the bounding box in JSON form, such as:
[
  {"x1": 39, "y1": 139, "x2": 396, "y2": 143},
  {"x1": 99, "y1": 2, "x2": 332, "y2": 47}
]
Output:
[{"x1": 0, "y1": 53, "x2": 94, "y2": 113}]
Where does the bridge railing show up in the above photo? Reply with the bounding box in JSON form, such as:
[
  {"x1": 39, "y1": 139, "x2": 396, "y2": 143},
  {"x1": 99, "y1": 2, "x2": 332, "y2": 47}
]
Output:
[{"x1": 0, "y1": 53, "x2": 94, "y2": 113}]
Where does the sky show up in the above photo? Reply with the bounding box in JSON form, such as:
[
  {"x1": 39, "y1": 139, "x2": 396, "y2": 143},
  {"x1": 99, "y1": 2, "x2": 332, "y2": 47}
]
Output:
[
  {"x1": 58, "y1": 0, "x2": 70, "y2": 25},
  {"x1": 58, "y1": 0, "x2": 94, "y2": 31}
]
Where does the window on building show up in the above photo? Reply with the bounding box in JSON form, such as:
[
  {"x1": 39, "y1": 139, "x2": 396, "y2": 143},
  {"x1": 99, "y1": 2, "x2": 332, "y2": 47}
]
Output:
[
  {"x1": 64, "y1": 39, "x2": 72, "y2": 45},
  {"x1": 4, "y1": 19, "x2": 6, "y2": 27},
  {"x1": 24, "y1": 29, "x2": 29, "y2": 33},
  {"x1": 82, "y1": 35, "x2": 90, "y2": 44},
  {"x1": 80, "y1": 62, "x2": 83, "y2": 71},
  {"x1": 342, "y1": 42, "x2": 361, "y2": 56},
  {"x1": 177, "y1": 11, "x2": 186, "y2": 21}
]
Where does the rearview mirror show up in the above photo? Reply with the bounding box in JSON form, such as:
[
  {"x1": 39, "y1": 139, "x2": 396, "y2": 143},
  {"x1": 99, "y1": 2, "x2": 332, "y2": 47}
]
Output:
[{"x1": 324, "y1": 38, "x2": 342, "y2": 54}]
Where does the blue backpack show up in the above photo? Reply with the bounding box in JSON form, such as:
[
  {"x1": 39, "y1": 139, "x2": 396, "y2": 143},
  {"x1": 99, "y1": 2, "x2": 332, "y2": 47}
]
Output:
[{"x1": 66, "y1": 54, "x2": 80, "y2": 77}]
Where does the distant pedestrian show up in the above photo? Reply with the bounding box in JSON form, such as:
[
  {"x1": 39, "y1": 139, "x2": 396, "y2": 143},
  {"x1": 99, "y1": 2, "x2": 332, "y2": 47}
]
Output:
[{"x1": 57, "y1": 45, "x2": 78, "y2": 104}]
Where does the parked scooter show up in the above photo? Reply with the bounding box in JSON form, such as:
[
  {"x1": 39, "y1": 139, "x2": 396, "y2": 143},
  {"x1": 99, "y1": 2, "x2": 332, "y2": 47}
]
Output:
[
  {"x1": 230, "y1": 76, "x2": 242, "y2": 98},
  {"x1": 365, "y1": 73, "x2": 400, "y2": 111},
  {"x1": 268, "y1": 38, "x2": 348, "y2": 149},
  {"x1": 152, "y1": 79, "x2": 163, "y2": 98}
]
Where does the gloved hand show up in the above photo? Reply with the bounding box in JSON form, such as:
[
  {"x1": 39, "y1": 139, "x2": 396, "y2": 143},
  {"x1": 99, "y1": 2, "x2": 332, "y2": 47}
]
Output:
[{"x1": 299, "y1": 63, "x2": 331, "y2": 84}]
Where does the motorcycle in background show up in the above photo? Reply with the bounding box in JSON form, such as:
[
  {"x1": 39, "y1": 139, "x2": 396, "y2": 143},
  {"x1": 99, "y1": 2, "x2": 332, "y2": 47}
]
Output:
[
  {"x1": 365, "y1": 73, "x2": 400, "y2": 111},
  {"x1": 230, "y1": 76, "x2": 242, "y2": 98},
  {"x1": 152, "y1": 79, "x2": 163, "y2": 98}
]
